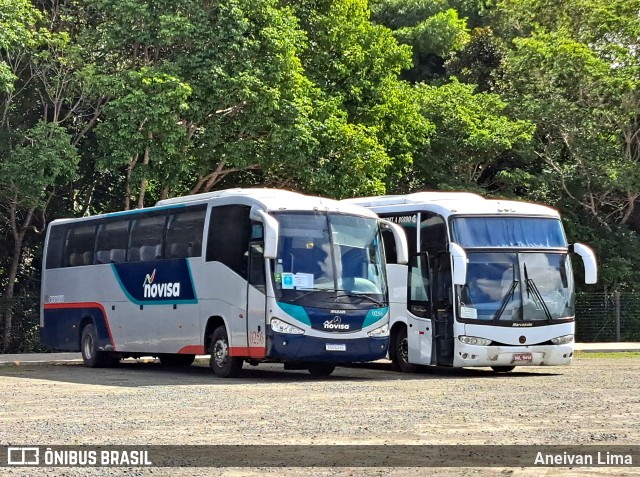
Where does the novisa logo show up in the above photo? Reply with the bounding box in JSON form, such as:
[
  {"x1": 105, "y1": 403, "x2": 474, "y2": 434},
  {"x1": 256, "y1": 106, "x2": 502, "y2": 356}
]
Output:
[
  {"x1": 143, "y1": 269, "x2": 180, "y2": 299},
  {"x1": 323, "y1": 316, "x2": 350, "y2": 330}
]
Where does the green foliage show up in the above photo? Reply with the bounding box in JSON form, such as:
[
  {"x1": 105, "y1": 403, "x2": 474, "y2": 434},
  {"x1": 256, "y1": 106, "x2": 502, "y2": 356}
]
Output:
[
  {"x1": 414, "y1": 79, "x2": 534, "y2": 188},
  {"x1": 0, "y1": 122, "x2": 79, "y2": 207}
]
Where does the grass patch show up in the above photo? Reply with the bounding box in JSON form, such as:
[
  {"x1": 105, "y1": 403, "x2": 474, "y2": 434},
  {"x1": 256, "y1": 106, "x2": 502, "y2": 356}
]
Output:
[{"x1": 574, "y1": 351, "x2": 640, "y2": 359}]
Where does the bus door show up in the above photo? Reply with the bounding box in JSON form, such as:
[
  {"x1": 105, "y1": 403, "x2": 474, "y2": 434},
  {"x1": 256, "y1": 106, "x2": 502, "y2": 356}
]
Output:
[
  {"x1": 406, "y1": 253, "x2": 433, "y2": 365},
  {"x1": 432, "y1": 253, "x2": 454, "y2": 366},
  {"x1": 246, "y1": 228, "x2": 267, "y2": 359}
]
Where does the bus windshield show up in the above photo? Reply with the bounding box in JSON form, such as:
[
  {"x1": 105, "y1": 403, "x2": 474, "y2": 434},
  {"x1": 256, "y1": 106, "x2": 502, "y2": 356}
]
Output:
[
  {"x1": 458, "y1": 252, "x2": 575, "y2": 322},
  {"x1": 273, "y1": 212, "x2": 386, "y2": 307}
]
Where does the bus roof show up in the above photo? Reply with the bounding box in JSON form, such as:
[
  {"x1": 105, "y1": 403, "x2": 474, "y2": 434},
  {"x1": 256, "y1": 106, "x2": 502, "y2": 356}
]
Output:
[
  {"x1": 49, "y1": 188, "x2": 378, "y2": 226},
  {"x1": 343, "y1": 191, "x2": 560, "y2": 219}
]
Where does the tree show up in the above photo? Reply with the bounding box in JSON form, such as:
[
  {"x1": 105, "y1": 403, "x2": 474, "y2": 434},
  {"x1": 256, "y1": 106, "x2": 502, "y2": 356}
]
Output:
[{"x1": 494, "y1": 0, "x2": 640, "y2": 290}]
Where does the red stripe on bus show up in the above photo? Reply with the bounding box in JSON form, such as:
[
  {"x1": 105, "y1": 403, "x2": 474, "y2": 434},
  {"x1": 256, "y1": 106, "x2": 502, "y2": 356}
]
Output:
[
  {"x1": 43, "y1": 302, "x2": 117, "y2": 351},
  {"x1": 228, "y1": 346, "x2": 249, "y2": 357},
  {"x1": 178, "y1": 345, "x2": 205, "y2": 355},
  {"x1": 228, "y1": 346, "x2": 266, "y2": 358}
]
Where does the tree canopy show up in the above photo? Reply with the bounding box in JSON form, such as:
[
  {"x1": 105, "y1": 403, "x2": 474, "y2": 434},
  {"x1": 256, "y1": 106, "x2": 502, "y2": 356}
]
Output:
[{"x1": 0, "y1": 0, "x2": 638, "y2": 351}]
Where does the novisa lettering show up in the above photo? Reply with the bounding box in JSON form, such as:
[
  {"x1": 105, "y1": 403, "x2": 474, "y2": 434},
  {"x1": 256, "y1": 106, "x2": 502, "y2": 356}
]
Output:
[
  {"x1": 144, "y1": 282, "x2": 180, "y2": 298},
  {"x1": 143, "y1": 269, "x2": 180, "y2": 298}
]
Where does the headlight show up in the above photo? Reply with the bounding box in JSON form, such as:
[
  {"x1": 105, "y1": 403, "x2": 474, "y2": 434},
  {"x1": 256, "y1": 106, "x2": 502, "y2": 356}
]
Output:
[
  {"x1": 270, "y1": 317, "x2": 305, "y2": 335},
  {"x1": 551, "y1": 334, "x2": 574, "y2": 345},
  {"x1": 367, "y1": 323, "x2": 389, "y2": 337},
  {"x1": 458, "y1": 335, "x2": 492, "y2": 346}
]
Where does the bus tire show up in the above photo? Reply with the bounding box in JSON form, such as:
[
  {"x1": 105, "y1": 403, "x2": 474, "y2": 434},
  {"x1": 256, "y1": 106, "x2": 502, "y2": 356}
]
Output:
[
  {"x1": 391, "y1": 326, "x2": 418, "y2": 373},
  {"x1": 491, "y1": 366, "x2": 515, "y2": 373},
  {"x1": 307, "y1": 363, "x2": 336, "y2": 376},
  {"x1": 159, "y1": 354, "x2": 195, "y2": 367},
  {"x1": 209, "y1": 326, "x2": 243, "y2": 378},
  {"x1": 80, "y1": 323, "x2": 114, "y2": 368}
]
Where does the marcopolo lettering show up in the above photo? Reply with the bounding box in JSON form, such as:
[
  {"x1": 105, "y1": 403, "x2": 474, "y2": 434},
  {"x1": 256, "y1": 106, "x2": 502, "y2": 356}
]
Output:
[{"x1": 143, "y1": 269, "x2": 181, "y2": 299}]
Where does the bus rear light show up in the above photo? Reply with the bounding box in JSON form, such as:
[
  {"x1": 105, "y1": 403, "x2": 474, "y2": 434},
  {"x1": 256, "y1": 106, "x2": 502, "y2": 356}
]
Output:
[
  {"x1": 270, "y1": 318, "x2": 305, "y2": 335},
  {"x1": 551, "y1": 334, "x2": 574, "y2": 345},
  {"x1": 458, "y1": 336, "x2": 492, "y2": 346},
  {"x1": 367, "y1": 323, "x2": 389, "y2": 337}
]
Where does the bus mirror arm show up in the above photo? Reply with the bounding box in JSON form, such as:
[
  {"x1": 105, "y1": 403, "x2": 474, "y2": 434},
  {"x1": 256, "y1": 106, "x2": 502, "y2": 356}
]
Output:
[
  {"x1": 449, "y1": 242, "x2": 467, "y2": 286},
  {"x1": 250, "y1": 207, "x2": 279, "y2": 259},
  {"x1": 571, "y1": 243, "x2": 598, "y2": 284},
  {"x1": 380, "y1": 219, "x2": 409, "y2": 265}
]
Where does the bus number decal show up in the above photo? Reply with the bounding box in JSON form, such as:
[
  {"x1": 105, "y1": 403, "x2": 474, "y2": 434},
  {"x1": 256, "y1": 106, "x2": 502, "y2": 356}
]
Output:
[{"x1": 249, "y1": 330, "x2": 265, "y2": 346}]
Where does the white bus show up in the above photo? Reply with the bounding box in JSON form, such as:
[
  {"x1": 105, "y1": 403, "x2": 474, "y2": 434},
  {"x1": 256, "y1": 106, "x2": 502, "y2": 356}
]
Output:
[
  {"x1": 344, "y1": 192, "x2": 597, "y2": 372},
  {"x1": 40, "y1": 188, "x2": 408, "y2": 377}
]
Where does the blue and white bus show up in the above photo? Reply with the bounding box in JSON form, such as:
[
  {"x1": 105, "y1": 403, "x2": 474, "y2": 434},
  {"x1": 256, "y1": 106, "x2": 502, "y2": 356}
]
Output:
[
  {"x1": 344, "y1": 192, "x2": 597, "y2": 372},
  {"x1": 41, "y1": 188, "x2": 408, "y2": 377}
]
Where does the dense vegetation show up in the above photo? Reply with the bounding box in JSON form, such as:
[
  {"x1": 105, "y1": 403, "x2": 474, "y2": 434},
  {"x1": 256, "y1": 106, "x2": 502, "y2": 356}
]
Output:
[{"x1": 1, "y1": 0, "x2": 638, "y2": 351}]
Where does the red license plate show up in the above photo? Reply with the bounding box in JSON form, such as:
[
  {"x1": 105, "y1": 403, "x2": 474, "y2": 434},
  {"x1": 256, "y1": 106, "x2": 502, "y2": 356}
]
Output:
[{"x1": 513, "y1": 353, "x2": 533, "y2": 362}]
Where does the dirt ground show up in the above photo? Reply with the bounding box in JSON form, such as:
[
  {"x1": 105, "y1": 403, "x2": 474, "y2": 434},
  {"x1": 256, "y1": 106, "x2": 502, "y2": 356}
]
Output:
[{"x1": 0, "y1": 356, "x2": 639, "y2": 476}]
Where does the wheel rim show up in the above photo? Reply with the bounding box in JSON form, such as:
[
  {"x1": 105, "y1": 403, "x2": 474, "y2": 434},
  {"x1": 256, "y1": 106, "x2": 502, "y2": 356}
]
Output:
[
  {"x1": 213, "y1": 338, "x2": 229, "y2": 367},
  {"x1": 398, "y1": 336, "x2": 409, "y2": 365},
  {"x1": 83, "y1": 333, "x2": 94, "y2": 360}
]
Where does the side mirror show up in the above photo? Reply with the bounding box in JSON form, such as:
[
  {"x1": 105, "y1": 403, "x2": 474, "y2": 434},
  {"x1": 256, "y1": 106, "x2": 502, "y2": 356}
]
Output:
[
  {"x1": 250, "y1": 207, "x2": 279, "y2": 259},
  {"x1": 449, "y1": 242, "x2": 467, "y2": 286},
  {"x1": 572, "y1": 243, "x2": 598, "y2": 284},
  {"x1": 380, "y1": 219, "x2": 409, "y2": 265}
]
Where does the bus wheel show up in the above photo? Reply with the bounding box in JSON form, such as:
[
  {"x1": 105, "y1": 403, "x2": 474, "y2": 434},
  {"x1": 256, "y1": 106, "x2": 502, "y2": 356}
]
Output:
[
  {"x1": 391, "y1": 327, "x2": 417, "y2": 373},
  {"x1": 81, "y1": 323, "x2": 115, "y2": 368},
  {"x1": 159, "y1": 354, "x2": 195, "y2": 367},
  {"x1": 307, "y1": 363, "x2": 336, "y2": 377},
  {"x1": 491, "y1": 366, "x2": 515, "y2": 373},
  {"x1": 209, "y1": 326, "x2": 243, "y2": 378}
]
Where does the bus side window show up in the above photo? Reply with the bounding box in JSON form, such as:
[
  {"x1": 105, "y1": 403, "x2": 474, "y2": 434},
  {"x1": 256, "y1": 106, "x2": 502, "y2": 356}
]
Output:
[
  {"x1": 420, "y1": 213, "x2": 447, "y2": 254},
  {"x1": 165, "y1": 206, "x2": 206, "y2": 259},
  {"x1": 408, "y1": 254, "x2": 431, "y2": 318},
  {"x1": 95, "y1": 220, "x2": 130, "y2": 264},
  {"x1": 46, "y1": 225, "x2": 67, "y2": 269},
  {"x1": 381, "y1": 229, "x2": 397, "y2": 264},
  {"x1": 128, "y1": 213, "x2": 167, "y2": 262},
  {"x1": 63, "y1": 224, "x2": 96, "y2": 267},
  {"x1": 206, "y1": 205, "x2": 252, "y2": 278}
]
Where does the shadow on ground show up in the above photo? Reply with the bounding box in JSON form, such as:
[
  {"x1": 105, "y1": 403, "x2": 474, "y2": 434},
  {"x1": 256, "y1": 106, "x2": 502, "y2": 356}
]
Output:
[{"x1": 0, "y1": 358, "x2": 562, "y2": 388}]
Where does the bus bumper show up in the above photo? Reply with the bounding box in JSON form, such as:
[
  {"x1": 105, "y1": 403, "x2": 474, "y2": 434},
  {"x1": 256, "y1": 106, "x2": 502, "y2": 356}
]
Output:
[
  {"x1": 453, "y1": 343, "x2": 574, "y2": 368},
  {"x1": 267, "y1": 333, "x2": 389, "y2": 363}
]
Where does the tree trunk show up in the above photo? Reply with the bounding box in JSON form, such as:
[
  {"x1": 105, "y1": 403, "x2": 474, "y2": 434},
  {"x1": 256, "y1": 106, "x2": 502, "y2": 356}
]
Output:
[{"x1": 1, "y1": 202, "x2": 33, "y2": 353}]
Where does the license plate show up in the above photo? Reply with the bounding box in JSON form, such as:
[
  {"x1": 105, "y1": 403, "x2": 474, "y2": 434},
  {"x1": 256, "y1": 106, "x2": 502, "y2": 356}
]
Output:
[
  {"x1": 513, "y1": 353, "x2": 532, "y2": 362},
  {"x1": 326, "y1": 343, "x2": 346, "y2": 352}
]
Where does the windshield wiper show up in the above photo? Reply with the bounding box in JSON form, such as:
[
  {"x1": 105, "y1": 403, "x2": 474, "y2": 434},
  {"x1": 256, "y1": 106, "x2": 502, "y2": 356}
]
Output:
[
  {"x1": 334, "y1": 291, "x2": 384, "y2": 307},
  {"x1": 524, "y1": 264, "x2": 553, "y2": 321},
  {"x1": 288, "y1": 289, "x2": 330, "y2": 303},
  {"x1": 492, "y1": 280, "x2": 518, "y2": 321}
]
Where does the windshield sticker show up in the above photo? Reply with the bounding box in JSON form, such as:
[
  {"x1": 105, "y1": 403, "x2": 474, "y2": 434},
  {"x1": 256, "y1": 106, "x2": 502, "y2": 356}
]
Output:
[
  {"x1": 460, "y1": 306, "x2": 478, "y2": 319},
  {"x1": 281, "y1": 273, "x2": 295, "y2": 289},
  {"x1": 293, "y1": 273, "x2": 314, "y2": 289}
]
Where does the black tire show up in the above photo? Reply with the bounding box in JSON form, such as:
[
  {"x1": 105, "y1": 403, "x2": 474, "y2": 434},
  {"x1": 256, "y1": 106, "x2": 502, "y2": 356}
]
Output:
[
  {"x1": 391, "y1": 326, "x2": 418, "y2": 373},
  {"x1": 159, "y1": 354, "x2": 195, "y2": 367},
  {"x1": 491, "y1": 366, "x2": 515, "y2": 373},
  {"x1": 81, "y1": 323, "x2": 117, "y2": 368},
  {"x1": 307, "y1": 363, "x2": 336, "y2": 376},
  {"x1": 209, "y1": 326, "x2": 243, "y2": 378}
]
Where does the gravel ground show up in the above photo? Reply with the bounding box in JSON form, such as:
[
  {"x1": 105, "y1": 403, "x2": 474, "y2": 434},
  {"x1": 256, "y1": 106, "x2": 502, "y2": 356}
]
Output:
[{"x1": 0, "y1": 357, "x2": 639, "y2": 476}]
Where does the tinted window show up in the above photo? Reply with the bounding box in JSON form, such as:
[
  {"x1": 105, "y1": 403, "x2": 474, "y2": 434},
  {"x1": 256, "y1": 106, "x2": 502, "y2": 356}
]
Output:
[
  {"x1": 45, "y1": 224, "x2": 67, "y2": 269},
  {"x1": 206, "y1": 205, "x2": 251, "y2": 277},
  {"x1": 420, "y1": 213, "x2": 447, "y2": 254},
  {"x1": 129, "y1": 213, "x2": 167, "y2": 262},
  {"x1": 165, "y1": 206, "x2": 206, "y2": 259},
  {"x1": 95, "y1": 220, "x2": 130, "y2": 264},
  {"x1": 64, "y1": 224, "x2": 97, "y2": 267}
]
